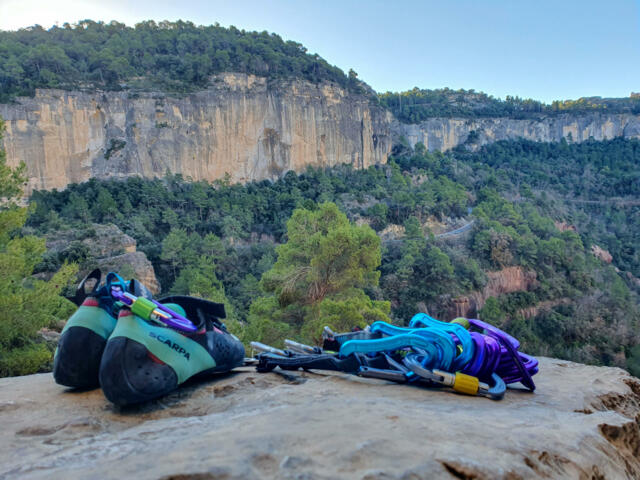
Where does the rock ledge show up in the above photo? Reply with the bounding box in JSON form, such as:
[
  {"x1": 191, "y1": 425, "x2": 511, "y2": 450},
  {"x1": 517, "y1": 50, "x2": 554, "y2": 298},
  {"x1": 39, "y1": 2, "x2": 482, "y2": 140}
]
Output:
[{"x1": 1, "y1": 357, "x2": 639, "y2": 479}]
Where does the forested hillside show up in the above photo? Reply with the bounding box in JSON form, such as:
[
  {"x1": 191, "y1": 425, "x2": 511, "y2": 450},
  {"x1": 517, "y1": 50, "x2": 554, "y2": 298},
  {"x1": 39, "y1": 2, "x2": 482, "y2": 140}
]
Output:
[
  {"x1": 451, "y1": 138, "x2": 640, "y2": 277},
  {"x1": 26, "y1": 137, "x2": 640, "y2": 376},
  {"x1": 378, "y1": 88, "x2": 640, "y2": 122},
  {"x1": 0, "y1": 20, "x2": 360, "y2": 102},
  {"x1": 2, "y1": 19, "x2": 639, "y2": 122}
]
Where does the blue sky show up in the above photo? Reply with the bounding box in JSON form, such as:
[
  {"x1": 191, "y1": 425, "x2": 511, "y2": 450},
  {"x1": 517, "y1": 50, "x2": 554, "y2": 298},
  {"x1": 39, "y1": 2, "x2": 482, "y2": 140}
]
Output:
[{"x1": 1, "y1": 0, "x2": 638, "y2": 102}]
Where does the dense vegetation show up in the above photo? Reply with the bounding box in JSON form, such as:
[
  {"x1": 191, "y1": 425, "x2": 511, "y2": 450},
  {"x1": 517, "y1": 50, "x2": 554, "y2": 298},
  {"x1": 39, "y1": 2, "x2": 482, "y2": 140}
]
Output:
[
  {"x1": 25, "y1": 137, "x2": 640, "y2": 376},
  {"x1": 0, "y1": 20, "x2": 360, "y2": 102},
  {"x1": 0, "y1": 119, "x2": 76, "y2": 376},
  {"x1": 2, "y1": 19, "x2": 639, "y2": 124},
  {"x1": 379, "y1": 87, "x2": 640, "y2": 123},
  {"x1": 245, "y1": 202, "x2": 390, "y2": 346},
  {"x1": 452, "y1": 137, "x2": 640, "y2": 278}
]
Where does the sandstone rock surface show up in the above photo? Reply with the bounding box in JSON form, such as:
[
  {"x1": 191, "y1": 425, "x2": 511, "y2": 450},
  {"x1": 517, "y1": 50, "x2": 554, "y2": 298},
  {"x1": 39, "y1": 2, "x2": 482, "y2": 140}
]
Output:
[
  {"x1": 95, "y1": 251, "x2": 160, "y2": 294},
  {"x1": 1, "y1": 358, "x2": 638, "y2": 479},
  {"x1": 451, "y1": 266, "x2": 537, "y2": 318},
  {"x1": 45, "y1": 223, "x2": 160, "y2": 294},
  {"x1": 591, "y1": 245, "x2": 613, "y2": 264}
]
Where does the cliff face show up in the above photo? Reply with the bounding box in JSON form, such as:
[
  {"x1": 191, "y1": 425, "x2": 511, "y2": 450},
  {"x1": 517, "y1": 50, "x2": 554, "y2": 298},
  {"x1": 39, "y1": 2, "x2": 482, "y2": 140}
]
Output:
[
  {"x1": 0, "y1": 73, "x2": 394, "y2": 193},
  {"x1": 451, "y1": 266, "x2": 537, "y2": 318},
  {"x1": 1, "y1": 74, "x2": 640, "y2": 192},
  {"x1": 398, "y1": 112, "x2": 640, "y2": 151}
]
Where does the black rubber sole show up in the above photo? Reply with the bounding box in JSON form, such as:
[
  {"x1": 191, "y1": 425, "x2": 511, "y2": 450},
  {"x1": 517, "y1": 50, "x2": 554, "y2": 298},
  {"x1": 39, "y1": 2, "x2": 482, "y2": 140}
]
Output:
[
  {"x1": 99, "y1": 337, "x2": 178, "y2": 407},
  {"x1": 53, "y1": 327, "x2": 106, "y2": 389}
]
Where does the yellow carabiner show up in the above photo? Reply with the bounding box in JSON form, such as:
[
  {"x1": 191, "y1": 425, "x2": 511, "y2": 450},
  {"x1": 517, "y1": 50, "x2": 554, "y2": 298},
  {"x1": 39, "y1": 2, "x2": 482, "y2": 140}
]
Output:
[{"x1": 452, "y1": 372, "x2": 480, "y2": 395}]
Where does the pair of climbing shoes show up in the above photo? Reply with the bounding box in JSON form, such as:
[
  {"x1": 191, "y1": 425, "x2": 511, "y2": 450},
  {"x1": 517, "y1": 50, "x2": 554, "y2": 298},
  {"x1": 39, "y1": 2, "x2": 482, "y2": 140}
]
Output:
[
  {"x1": 252, "y1": 313, "x2": 538, "y2": 400},
  {"x1": 54, "y1": 269, "x2": 245, "y2": 406}
]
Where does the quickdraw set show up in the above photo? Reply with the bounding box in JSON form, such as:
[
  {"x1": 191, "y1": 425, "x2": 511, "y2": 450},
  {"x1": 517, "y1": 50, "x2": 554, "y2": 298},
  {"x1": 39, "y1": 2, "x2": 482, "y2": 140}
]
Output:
[{"x1": 251, "y1": 313, "x2": 538, "y2": 400}]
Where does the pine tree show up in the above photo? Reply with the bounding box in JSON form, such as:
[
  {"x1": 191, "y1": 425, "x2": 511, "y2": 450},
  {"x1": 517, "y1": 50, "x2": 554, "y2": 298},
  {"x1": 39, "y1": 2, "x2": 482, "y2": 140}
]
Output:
[
  {"x1": 0, "y1": 118, "x2": 77, "y2": 377},
  {"x1": 247, "y1": 202, "x2": 390, "y2": 346}
]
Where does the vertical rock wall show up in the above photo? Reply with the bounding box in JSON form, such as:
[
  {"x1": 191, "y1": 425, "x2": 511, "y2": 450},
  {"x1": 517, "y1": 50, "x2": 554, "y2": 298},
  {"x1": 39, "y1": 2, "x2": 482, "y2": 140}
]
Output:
[
  {"x1": 0, "y1": 73, "x2": 394, "y2": 193},
  {"x1": 1, "y1": 73, "x2": 640, "y2": 193},
  {"x1": 397, "y1": 113, "x2": 640, "y2": 151}
]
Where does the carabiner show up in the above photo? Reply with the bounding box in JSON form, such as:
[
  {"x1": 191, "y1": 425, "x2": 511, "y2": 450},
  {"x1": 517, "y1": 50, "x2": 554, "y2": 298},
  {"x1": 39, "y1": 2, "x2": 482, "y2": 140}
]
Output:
[
  {"x1": 250, "y1": 341, "x2": 289, "y2": 356},
  {"x1": 358, "y1": 366, "x2": 408, "y2": 383},
  {"x1": 105, "y1": 272, "x2": 128, "y2": 295},
  {"x1": 403, "y1": 354, "x2": 505, "y2": 400},
  {"x1": 478, "y1": 373, "x2": 506, "y2": 400},
  {"x1": 284, "y1": 339, "x2": 322, "y2": 355},
  {"x1": 110, "y1": 288, "x2": 198, "y2": 332}
]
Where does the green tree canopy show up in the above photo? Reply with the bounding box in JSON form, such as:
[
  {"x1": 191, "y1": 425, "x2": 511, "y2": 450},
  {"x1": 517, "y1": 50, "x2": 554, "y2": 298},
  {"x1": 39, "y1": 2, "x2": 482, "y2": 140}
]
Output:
[
  {"x1": 247, "y1": 202, "x2": 389, "y2": 346},
  {"x1": 0, "y1": 20, "x2": 361, "y2": 102},
  {"x1": 0, "y1": 118, "x2": 77, "y2": 376}
]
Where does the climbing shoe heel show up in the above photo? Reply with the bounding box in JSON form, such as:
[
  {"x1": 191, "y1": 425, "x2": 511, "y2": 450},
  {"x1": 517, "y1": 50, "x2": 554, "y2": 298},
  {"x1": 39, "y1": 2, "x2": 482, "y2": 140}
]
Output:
[
  {"x1": 207, "y1": 330, "x2": 246, "y2": 373},
  {"x1": 53, "y1": 326, "x2": 107, "y2": 389},
  {"x1": 99, "y1": 336, "x2": 178, "y2": 406},
  {"x1": 53, "y1": 298, "x2": 117, "y2": 388}
]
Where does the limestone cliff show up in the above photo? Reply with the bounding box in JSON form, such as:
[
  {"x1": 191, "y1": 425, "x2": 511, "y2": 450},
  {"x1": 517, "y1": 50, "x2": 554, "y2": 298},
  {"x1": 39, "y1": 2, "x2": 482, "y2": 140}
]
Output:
[
  {"x1": 398, "y1": 112, "x2": 640, "y2": 151},
  {"x1": 0, "y1": 73, "x2": 394, "y2": 193},
  {"x1": 1, "y1": 73, "x2": 640, "y2": 192}
]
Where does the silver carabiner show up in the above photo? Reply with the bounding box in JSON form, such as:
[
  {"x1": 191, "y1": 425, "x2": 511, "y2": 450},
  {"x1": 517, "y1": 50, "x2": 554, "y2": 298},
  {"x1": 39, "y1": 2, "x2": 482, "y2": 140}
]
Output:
[
  {"x1": 284, "y1": 339, "x2": 321, "y2": 355},
  {"x1": 404, "y1": 354, "x2": 504, "y2": 400},
  {"x1": 250, "y1": 341, "x2": 288, "y2": 356},
  {"x1": 477, "y1": 373, "x2": 506, "y2": 400},
  {"x1": 358, "y1": 366, "x2": 408, "y2": 383},
  {"x1": 323, "y1": 326, "x2": 337, "y2": 338}
]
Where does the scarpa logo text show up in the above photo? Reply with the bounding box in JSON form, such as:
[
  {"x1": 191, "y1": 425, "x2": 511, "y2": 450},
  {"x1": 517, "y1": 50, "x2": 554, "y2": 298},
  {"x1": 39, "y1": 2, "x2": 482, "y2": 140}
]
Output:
[{"x1": 149, "y1": 331, "x2": 191, "y2": 360}]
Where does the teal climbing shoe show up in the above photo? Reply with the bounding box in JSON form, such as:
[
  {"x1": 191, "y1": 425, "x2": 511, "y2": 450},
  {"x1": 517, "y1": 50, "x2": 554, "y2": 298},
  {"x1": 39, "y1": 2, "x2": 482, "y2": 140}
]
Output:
[
  {"x1": 99, "y1": 296, "x2": 245, "y2": 406},
  {"x1": 53, "y1": 270, "x2": 152, "y2": 389}
]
